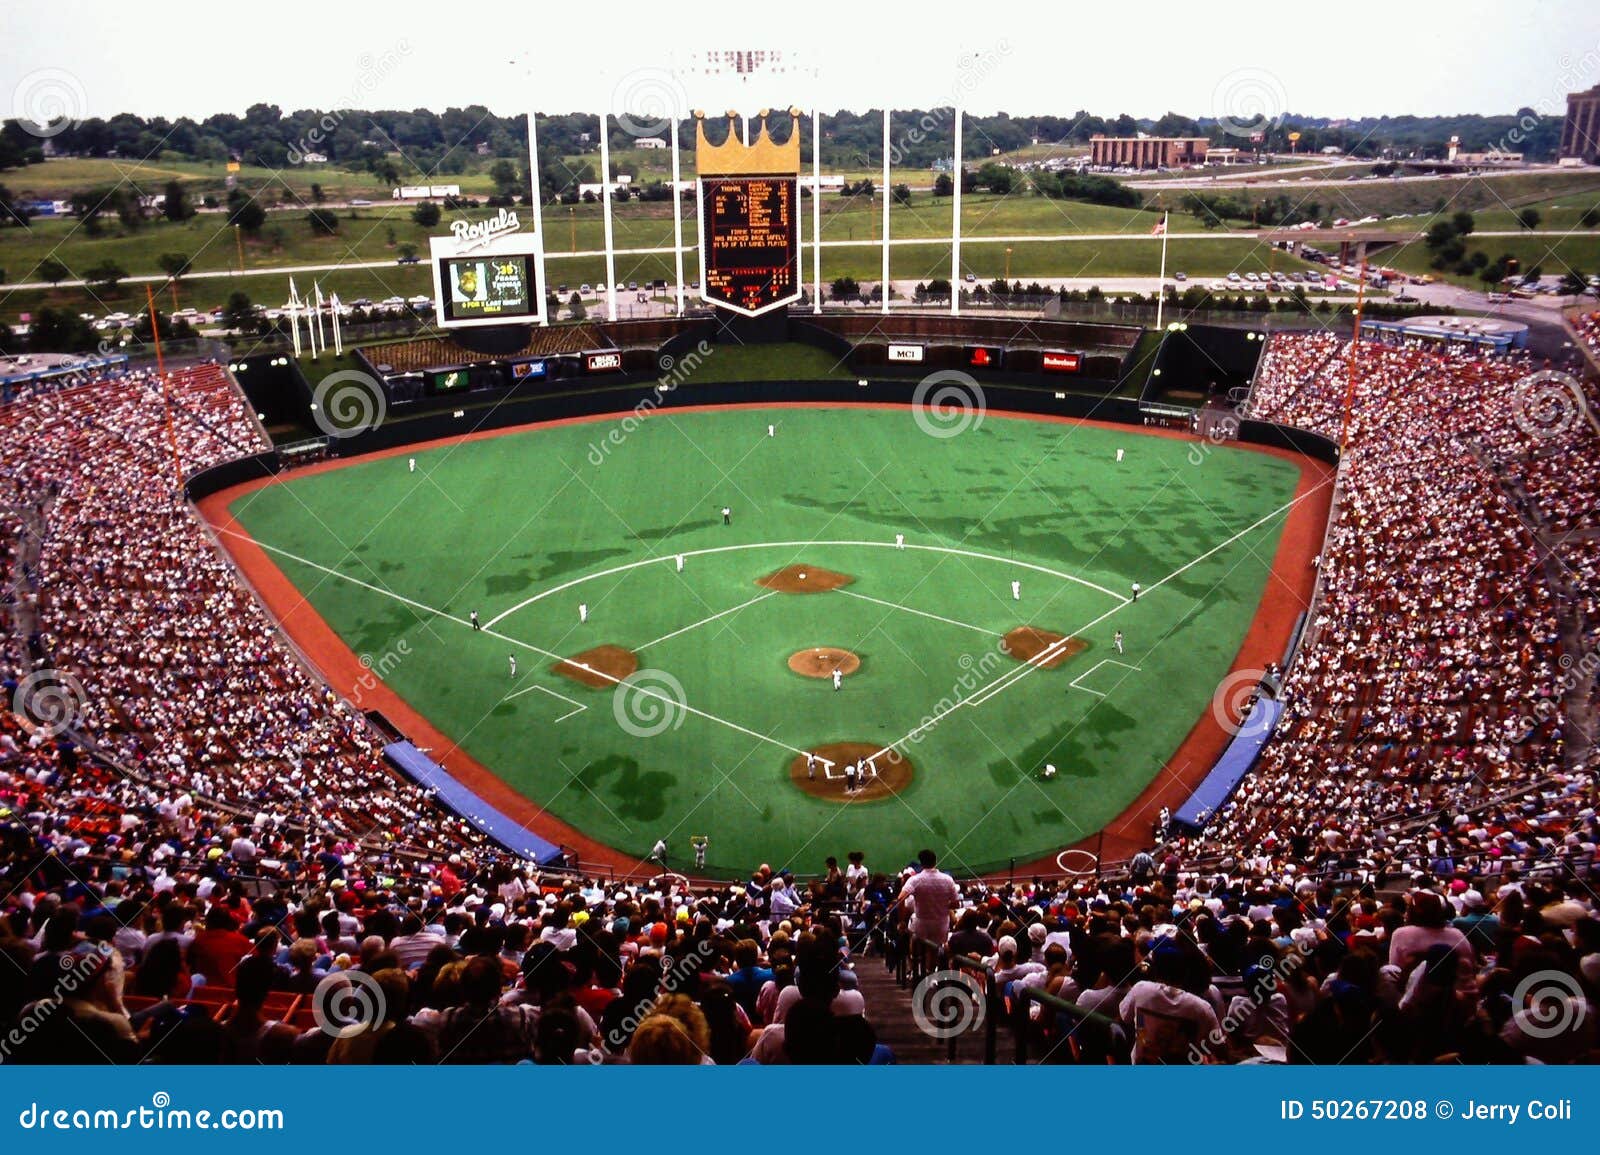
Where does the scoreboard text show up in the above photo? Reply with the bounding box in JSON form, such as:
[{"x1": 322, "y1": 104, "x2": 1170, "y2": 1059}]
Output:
[{"x1": 701, "y1": 176, "x2": 800, "y2": 315}]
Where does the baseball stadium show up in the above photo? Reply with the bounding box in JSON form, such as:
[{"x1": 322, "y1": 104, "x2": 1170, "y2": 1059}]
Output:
[{"x1": 1, "y1": 20, "x2": 1598, "y2": 1079}]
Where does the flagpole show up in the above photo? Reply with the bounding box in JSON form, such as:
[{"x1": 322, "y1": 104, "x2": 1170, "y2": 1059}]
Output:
[
  {"x1": 671, "y1": 113, "x2": 685, "y2": 318},
  {"x1": 331, "y1": 293, "x2": 343, "y2": 356},
  {"x1": 1155, "y1": 210, "x2": 1170, "y2": 331},
  {"x1": 287, "y1": 278, "x2": 302, "y2": 358}
]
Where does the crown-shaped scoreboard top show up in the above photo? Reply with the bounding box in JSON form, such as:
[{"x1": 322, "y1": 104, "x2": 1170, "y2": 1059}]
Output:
[{"x1": 695, "y1": 109, "x2": 803, "y2": 176}]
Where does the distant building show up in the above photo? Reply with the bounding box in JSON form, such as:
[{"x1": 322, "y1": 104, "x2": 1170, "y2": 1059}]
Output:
[
  {"x1": 1090, "y1": 135, "x2": 1208, "y2": 168},
  {"x1": 1561, "y1": 84, "x2": 1600, "y2": 163},
  {"x1": 634, "y1": 137, "x2": 668, "y2": 150}
]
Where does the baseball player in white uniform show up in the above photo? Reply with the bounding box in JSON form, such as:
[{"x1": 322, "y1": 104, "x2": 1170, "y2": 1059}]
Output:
[
  {"x1": 832, "y1": 667, "x2": 843, "y2": 691},
  {"x1": 1011, "y1": 580, "x2": 1021, "y2": 601}
]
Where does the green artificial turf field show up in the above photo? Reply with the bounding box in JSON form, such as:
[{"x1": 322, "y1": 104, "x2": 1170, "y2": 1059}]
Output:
[{"x1": 228, "y1": 405, "x2": 1302, "y2": 874}]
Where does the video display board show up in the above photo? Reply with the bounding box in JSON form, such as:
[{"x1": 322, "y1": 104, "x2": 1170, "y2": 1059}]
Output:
[
  {"x1": 429, "y1": 226, "x2": 546, "y2": 329},
  {"x1": 438, "y1": 255, "x2": 534, "y2": 325}
]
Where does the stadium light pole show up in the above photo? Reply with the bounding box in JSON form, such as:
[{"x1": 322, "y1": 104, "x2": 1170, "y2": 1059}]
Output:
[
  {"x1": 527, "y1": 111, "x2": 549, "y2": 327},
  {"x1": 951, "y1": 101, "x2": 962, "y2": 316},
  {"x1": 881, "y1": 106, "x2": 890, "y2": 315},
  {"x1": 813, "y1": 105, "x2": 822, "y2": 315},
  {"x1": 671, "y1": 114, "x2": 685, "y2": 317},
  {"x1": 599, "y1": 113, "x2": 618, "y2": 321}
]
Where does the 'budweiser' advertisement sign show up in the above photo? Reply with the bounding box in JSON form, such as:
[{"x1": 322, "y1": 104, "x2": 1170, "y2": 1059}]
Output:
[{"x1": 1042, "y1": 351, "x2": 1082, "y2": 373}]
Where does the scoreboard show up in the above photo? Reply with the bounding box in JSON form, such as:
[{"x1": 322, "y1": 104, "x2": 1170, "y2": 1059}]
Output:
[
  {"x1": 438, "y1": 254, "x2": 535, "y2": 325},
  {"x1": 700, "y1": 176, "x2": 801, "y2": 316},
  {"x1": 429, "y1": 226, "x2": 546, "y2": 330}
]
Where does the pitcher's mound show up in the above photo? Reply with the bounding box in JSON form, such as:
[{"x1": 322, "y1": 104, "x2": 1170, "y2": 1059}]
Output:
[
  {"x1": 757, "y1": 564, "x2": 853, "y2": 594},
  {"x1": 788, "y1": 647, "x2": 861, "y2": 679},
  {"x1": 1002, "y1": 627, "x2": 1086, "y2": 669},
  {"x1": 553, "y1": 644, "x2": 639, "y2": 688},
  {"x1": 789, "y1": 741, "x2": 914, "y2": 802}
]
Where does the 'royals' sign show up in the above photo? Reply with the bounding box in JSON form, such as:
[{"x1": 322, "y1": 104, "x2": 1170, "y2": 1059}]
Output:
[{"x1": 451, "y1": 208, "x2": 521, "y2": 253}]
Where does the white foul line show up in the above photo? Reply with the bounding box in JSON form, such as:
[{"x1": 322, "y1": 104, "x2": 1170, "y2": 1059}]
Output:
[
  {"x1": 636, "y1": 590, "x2": 777, "y2": 651},
  {"x1": 217, "y1": 527, "x2": 817, "y2": 761},
  {"x1": 835, "y1": 589, "x2": 1001, "y2": 638},
  {"x1": 870, "y1": 488, "x2": 1311, "y2": 748}
]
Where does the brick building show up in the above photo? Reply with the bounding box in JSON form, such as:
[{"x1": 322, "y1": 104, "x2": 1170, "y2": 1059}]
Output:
[
  {"x1": 1090, "y1": 136, "x2": 1209, "y2": 168},
  {"x1": 1561, "y1": 84, "x2": 1600, "y2": 163}
]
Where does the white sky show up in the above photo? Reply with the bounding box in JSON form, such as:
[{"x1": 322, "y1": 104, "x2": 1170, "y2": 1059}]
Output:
[{"x1": 2, "y1": 0, "x2": 1596, "y2": 122}]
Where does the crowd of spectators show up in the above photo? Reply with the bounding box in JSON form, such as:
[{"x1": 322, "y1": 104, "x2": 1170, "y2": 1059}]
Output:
[{"x1": 0, "y1": 348, "x2": 1594, "y2": 1064}]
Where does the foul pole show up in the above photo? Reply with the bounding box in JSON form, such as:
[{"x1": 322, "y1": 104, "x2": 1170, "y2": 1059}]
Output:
[
  {"x1": 146, "y1": 283, "x2": 182, "y2": 489},
  {"x1": 1337, "y1": 257, "x2": 1369, "y2": 455}
]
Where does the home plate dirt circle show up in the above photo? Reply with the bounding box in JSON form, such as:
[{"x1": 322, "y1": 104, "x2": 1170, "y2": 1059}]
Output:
[
  {"x1": 789, "y1": 742, "x2": 914, "y2": 802},
  {"x1": 787, "y1": 647, "x2": 861, "y2": 679}
]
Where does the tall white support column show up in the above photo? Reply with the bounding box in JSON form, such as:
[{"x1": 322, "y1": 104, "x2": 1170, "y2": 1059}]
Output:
[
  {"x1": 599, "y1": 112, "x2": 618, "y2": 321},
  {"x1": 812, "y1": 105, "x2": 822, "y2": 314},
  {"x1": 881, "y1": 107, "x2": 890, "y2": 314},
  {"x1": 527, "y1": 111, "x2": 548, "y2": 326},
  {"x1": 670, "y1": 115, "x2": 685, "y2": 317},
  {"x1": 951, "y1": 103, "x2": 962, "y2": 315}
]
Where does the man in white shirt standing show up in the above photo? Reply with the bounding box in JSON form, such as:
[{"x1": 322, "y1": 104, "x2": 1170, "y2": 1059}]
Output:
[{"x1": 897, "y1": 849, "x2": 961, "y2": 967}]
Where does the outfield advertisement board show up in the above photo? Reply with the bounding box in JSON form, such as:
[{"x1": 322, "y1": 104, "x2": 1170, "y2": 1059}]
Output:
[
  {"x1": 1042, "y1": 350, "x2": 1083, "y2": 373},
  {"x1": 888, "y1": 343, "x2": 925, "y2": 363}
]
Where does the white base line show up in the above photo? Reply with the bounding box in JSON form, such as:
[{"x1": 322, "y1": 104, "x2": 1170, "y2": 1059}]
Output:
[
  {"x1": 218, "y1": 527, "x2": 815, "y2": 760},
  {"x1": 1068, "y1": 657, "x2": 1143, "y2": 697},
  {"x1": 504, "y1": 682, "x2": 588, "y2": 721},
  {"x1": 485, "y1": 539, "x2": 1126, "y2": 630},
  {"x1": 872, "y1": 488, "x2": 1311, "y2": 748},
  {"x1": 637, "y1": 591, "x2": 776, "y2": 651},
  {"x1": 835, "y1": 589, "x2": 1000, "y2": 638}
]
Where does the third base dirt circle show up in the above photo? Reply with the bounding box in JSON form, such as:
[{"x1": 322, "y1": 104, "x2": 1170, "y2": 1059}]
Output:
[
  {"x1": 789, "y1": 742, "x2": 914, "y2": 802},
  {"x1": 787, "y1": 647, "x2": 861, "y2": 679}
]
